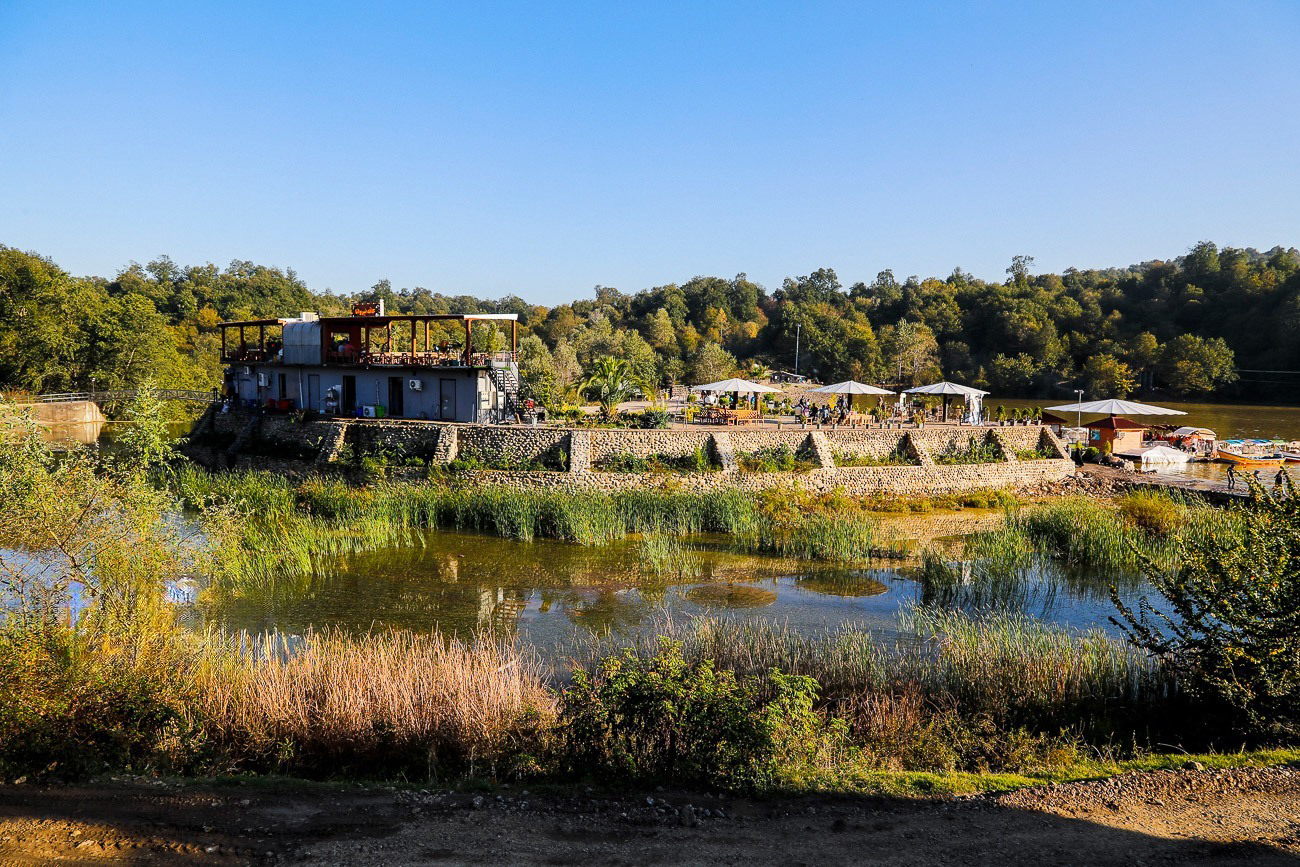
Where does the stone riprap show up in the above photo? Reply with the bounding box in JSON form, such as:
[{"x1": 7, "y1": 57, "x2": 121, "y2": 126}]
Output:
[{"x1": 191, "y1": 410, "x2": 1073, "y2": 494}]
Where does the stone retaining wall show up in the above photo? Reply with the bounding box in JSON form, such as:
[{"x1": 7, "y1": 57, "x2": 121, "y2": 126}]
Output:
[
  {"x1": 453, "y1": 460, "x2": 1074, "y2": 496},
  {"x1": 193, "y1": 411, "x2": 1073, "y2": 494}
]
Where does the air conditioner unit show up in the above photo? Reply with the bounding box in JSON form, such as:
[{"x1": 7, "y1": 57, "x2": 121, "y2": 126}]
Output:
[
  {"x1": 241, "y1": 366, "x2": 251, "y2": 375},
  {"x1": 408, "y1": 379, "x2": 423, "y2": 391},
  {"x1": 256, "y1": 373, "x2": 269, "y2": 387}
]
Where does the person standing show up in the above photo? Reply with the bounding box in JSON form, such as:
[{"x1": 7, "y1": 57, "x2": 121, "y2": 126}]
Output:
[
  {"x1": 1276, "y1": 467, "x2": 1289, "y2": 496},
  {"x1": 1226, "y1": 464, "x2": 1237, "y2": 491}
]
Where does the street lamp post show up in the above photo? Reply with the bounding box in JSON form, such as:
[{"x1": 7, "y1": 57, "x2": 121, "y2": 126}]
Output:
[
  {"x1": 794, "y1": 323, "x2": 801, "y2": 378},
  {"x1": 1075, "y1": 389, "x2": 1084, "y2": 429}
]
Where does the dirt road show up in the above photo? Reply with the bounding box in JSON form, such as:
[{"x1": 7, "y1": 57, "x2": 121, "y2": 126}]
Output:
[{"x1": 2, "y1": 766, "x2": 1298, "y2": 866}]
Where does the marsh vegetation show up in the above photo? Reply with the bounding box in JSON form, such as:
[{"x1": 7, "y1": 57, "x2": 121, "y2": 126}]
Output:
[{"x1": 2, "y1": 401, "x2": 1297, "y2": 794}]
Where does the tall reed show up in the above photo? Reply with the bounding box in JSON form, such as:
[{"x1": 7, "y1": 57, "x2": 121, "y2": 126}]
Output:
[{"x1": 189, "y1": 629, "x2": 556, "y2": 780}]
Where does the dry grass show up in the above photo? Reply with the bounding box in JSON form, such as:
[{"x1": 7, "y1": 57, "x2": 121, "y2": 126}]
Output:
[{"x1": 189, "y1": 630, "x2": 557, "y2": 780}]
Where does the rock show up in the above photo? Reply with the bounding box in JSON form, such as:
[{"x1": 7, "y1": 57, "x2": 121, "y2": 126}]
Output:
[
  {"x1": 681, "y1": 805, "x2": 698, "y2": 827},
  {"x1": 1185, "y1": 761, "x2": 1206, "y2": 772},
  {"x1": 471, "y1": 796, "x2": 485, "y2": 810}
]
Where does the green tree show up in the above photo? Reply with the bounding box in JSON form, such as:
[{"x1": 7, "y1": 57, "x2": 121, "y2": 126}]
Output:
[
  {"x1": 1081, "y1": 353, "x2": 1137, "y2": 397},
  {"x1": 581, "y1": 357, "x2": 650, "y2": 417},
  {"x1": 880, "y1": 319, "x2": 939, "y2": 386},
  {"x1": 517, "y1": 335, "x2": 559, "y2": 408},
  {"x1": 1159, "y1": 335, "x2": 1237, "y2": 395},
  {"x1": 687, "y1": 342, "x2": 738, "y2": 385}
]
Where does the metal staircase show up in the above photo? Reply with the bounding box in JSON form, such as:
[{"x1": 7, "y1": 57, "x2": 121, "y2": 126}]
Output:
[{"x1": 487, "y1": 362, "x2": 525, "y2": 422}]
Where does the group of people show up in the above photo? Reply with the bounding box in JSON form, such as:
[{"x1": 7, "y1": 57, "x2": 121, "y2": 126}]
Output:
[
  {"x1": 700, "y1": 392, "x2": 757, "y2": 410},
  {"x1": 1225, "y1": 464, "x2": 1291, "y2": 495},
  {"x1": 794, "y1": 397, "x2": 850, "y2": 426}
]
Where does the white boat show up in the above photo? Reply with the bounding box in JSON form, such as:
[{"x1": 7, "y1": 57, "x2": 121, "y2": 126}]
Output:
[{"x1": 1117, "y1": 444, "x2": 1192, "y2": 466}]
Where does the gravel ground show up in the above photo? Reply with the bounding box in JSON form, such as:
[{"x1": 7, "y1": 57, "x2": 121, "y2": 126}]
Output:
[{"x1": 2, "y1": 766, "x2": 1299, "y2": 865}]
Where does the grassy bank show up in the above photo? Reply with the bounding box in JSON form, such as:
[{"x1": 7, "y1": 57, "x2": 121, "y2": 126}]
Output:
[{"x1": 0, "y1": 610, "x2": 1197, "y2": 790}]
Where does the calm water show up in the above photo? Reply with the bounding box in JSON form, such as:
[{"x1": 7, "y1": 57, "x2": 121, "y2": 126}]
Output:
[
  {"x1": 995, "y1": 398, "x2": 1300, "y2": 441},
  {"x1": 199, "y1": 523, "x2": 1148, "y2": 658}
]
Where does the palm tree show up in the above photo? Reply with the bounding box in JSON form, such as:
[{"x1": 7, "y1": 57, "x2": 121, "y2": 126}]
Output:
[{"x1": 581, "y1": 357, "x2": 650, "y2": 418}]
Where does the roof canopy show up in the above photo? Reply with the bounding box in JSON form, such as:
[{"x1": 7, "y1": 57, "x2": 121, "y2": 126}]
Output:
[
  {"x1": 902, "y1": 381, "x2": 989, "y2": 396},
  {"x1": 691, "y1": 378, "x2": 779, "y2": 393},
  {"x1": 1044, "y1": 398, "x2": 1185, "y2": 416},
  {"x1": 1085, "y1": 416, "x2": 1147, "y2": 430},
  {"x1": 1040, "y1": 411, "x2": 1072, "y2": 425},
  {"x1": 220, "y1": 312, "x2": 518, "y2": 329},
  {"x1": 810, "y1": 380, "x2": 895, "y2": 396},
  {"x1": 1170, "y1": 426, "x2": 1216, "y2": 438}
]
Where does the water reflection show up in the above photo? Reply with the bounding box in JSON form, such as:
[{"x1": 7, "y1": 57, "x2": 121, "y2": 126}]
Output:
[
  {"x1": 685, "y1": 584, "x2": 779, "y2": 609},
  {"x1": 199, "y1": 525, "x2": 1148, "y2": 657}
]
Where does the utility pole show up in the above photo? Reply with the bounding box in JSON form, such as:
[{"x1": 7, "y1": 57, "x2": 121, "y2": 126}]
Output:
[
  {"x1": 794, "y1": 323, "x2": 801, "y2": 378},
  {"x1": 1075, "y1": 389, "x2": 1084, "y2": 429}
]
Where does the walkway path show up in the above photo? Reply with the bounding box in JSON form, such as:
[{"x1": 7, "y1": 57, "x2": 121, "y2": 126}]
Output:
[{"x1": 2, "y1": 766, "x2": 1297, "y2": 865}]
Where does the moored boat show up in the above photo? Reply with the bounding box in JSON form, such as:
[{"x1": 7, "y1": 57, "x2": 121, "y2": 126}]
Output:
[{"x1": 1215, "y1": 440, "x2": 1284, "y2": 467}]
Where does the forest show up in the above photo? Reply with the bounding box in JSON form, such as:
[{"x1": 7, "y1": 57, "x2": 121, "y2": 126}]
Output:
[{"x1": 1, "y1": 241, "x2": 1296, "y2": 408}]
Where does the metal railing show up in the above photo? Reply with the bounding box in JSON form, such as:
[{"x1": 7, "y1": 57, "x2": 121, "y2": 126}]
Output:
[{"x1": 37, "y1": 389, "x2": 218, "y2": 404}]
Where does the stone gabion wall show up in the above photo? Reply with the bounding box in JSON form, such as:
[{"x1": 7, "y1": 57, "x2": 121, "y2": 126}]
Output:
[
  {"x1": 821, "y1": 430, "x2": 915, "y2": 460},
  {"x1": 912, "y1": 427, "x2": 1003, "y2": 459},
  {"x1": 727, "y1": 430, "x2": 818, "y2": 454},
  {"x1": 195, "y1": 412, "x2": 1073, "y2": 492},
  {"x1": 458, "y1": 459, "x2": 1074, "y2": 496},
  {"x1": 589, "y1": 429, "x2": 715, "y2": 463},
  {"x1": 457, "y1": 426, "x2": 570, "y2": 468}
]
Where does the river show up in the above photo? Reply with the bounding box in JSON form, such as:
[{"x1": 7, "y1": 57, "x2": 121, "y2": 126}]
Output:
[{"x1": 993, "y1": 398, "x2": 1300, "y2": 441}]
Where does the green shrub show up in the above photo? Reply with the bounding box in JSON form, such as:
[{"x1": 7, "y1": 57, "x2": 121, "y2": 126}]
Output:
[
  {"x1": 0, "y1": 630, "x2": 183, "y2": 780},
  {"x1": 737, "y1": 445, "x2": 817, "y2": 473},
  {"x1": 833, "y1": 447, "x2": 918, "y2": 467},
  {"x1": 560, "y1": 638, "x2": 845, "y2": 791},
  {"x1": 1115, "y1": 483, "x2": 1300, "y2": 739},
  {"x1": 933, "y1": 435, "x2": 1002, "y2": 465},
  {"x1": 597, "y1": 446, "x2": 717, "y2": 473},
  {"x1": 630, "y1": 409, "x2": 670, "y2": 429}
]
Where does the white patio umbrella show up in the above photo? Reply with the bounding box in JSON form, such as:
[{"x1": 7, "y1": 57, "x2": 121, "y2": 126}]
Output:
[
  {"x1": 903, "y1": 381, "x2": 990, "y2": 397},
  {"x1": 810, "y1": 380, "x2": 895, "y2": 416},
  {"x1": 690, "y1": 378, "x2": 779, "y2": 420},
  {"x1": 902, "y1": 381, "x2": 989, "y2": 422},
  {"x1": 811, "y1": 380, "x2": 895, "y2": 395},
  {"x1": 691, "y1": 378, "x2": 779, "y2": 393},
  {"x1": 1043, "y1": 399, "x2": 1186, "y2": 417}
]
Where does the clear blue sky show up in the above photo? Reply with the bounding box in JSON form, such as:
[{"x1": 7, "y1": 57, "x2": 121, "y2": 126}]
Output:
[{"x1": 2, "y1": 1, "x2": 1298, "y2": 304}]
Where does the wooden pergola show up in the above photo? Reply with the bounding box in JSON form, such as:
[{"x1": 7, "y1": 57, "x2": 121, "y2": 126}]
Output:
[
  {"x1": 219, "y1": 318, "x2": 284, "y2": 363},
  {"x1": 220, "y1": 313, "x2": 519, "y2": 367}
]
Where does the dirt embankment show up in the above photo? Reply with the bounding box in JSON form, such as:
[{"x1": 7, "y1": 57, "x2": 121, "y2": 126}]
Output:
[{"x1": 2, "y1": 766, "x2": 1299, "y2": 866}]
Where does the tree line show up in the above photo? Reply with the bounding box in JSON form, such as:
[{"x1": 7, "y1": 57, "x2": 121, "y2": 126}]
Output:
[{"x1": 1, "y1": 241, "x2": 1296, "y2": 408}]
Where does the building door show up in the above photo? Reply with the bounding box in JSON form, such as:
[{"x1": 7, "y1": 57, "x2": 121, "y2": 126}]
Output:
[
  {"x1": 342, "y1": 375, "x2": 357, "y2": 415},
  {"x1": 307, "y1": 375, "x2": 320, "y2": 412},
  {"x1": 388, "y1": 376, "x2": 404, "y2": 418},
  {"x1": 277, "y1": 373, "x2": 287, "y2": 400},
  {"x1": 439, "y1": 378, "x2": 456, "y2": 420}
]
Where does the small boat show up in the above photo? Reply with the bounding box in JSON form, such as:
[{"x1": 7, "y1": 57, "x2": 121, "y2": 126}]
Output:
[
  {"x1": 1215, "y1": 441, "x2": 1284, "y2": 467},
  {"x1": 1281, "y1": 442, "x2": 1300, "y2": 464}
]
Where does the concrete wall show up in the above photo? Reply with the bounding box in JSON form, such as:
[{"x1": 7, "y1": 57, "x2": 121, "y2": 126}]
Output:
[{"x1": 194, "y1": 412, "x2": 1074, "y2": 494}]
